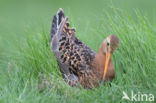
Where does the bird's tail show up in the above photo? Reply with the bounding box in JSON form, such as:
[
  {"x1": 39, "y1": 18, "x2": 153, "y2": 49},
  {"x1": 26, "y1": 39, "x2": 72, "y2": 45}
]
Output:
[{"x1": 50, "y1": 8, "x2": 65, "y2": 39}]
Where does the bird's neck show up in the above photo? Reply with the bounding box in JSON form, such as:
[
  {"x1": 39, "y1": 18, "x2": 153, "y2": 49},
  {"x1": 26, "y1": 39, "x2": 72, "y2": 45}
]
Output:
[
  {"x1": 93, "y1": 47, "x2": 115, "y2": 82},
  {"x1": 92, "y1": 50, "x2": 106, "y2": 80}
]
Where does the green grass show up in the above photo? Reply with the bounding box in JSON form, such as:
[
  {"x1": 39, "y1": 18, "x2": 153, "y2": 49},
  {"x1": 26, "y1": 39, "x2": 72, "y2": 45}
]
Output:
[{"x1": 0, "y1": 0, "x2": 156, "y2": 103}]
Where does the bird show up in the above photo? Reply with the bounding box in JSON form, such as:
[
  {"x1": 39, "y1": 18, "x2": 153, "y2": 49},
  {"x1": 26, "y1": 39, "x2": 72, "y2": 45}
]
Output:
[{"x1": 50, "y1": 8, "x2": 119, "y2": 88}]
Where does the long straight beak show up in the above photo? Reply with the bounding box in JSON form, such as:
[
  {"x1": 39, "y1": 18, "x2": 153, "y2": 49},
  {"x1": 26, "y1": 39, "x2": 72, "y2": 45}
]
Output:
[{"x1": 102, "y1": 53, "x2": 112, "y2": 81}]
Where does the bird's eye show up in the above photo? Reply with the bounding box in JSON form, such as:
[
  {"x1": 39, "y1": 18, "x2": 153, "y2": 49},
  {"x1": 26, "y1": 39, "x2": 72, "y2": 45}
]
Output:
[{"x1": 107, "y1": 42, "x2": 110, "y2": 46}]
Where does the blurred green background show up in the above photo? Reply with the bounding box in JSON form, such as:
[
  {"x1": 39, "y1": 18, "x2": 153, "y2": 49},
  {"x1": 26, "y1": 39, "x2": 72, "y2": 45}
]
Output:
[{"x1": 0, "y1": 0, "x2": 156, "y2": 55}]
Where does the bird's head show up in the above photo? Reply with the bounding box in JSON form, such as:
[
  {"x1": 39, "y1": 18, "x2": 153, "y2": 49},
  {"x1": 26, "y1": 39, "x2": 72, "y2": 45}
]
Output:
[
  {"x1": 100, "y1": 34, "x2": 119, "y2": 81},
  {"x1": 102, "y1": 34, "x2": 119, "y2": 54}
]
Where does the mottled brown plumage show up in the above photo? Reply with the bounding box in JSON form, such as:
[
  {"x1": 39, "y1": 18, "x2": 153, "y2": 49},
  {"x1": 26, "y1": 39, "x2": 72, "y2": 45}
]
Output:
[{"x1": 50, "y1": 8, "x2": 119, "y2": 88}]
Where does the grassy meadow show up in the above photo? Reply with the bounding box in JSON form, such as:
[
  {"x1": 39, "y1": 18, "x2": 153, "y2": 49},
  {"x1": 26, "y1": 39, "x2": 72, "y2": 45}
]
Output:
[{"x1": 0, "y1": 0, "x2": 156, "y2": 103}]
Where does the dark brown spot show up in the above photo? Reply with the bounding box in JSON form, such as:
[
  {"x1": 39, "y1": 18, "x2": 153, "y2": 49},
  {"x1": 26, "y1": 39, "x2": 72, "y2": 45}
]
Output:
[
  {"x1": 61, "y1": 55, "x2": 64, "y2": 58},
  {"x1": 63, "y1": 57, "x2": 67, "y2": 63},
  {"x1": 65, "y1": 42, "x2": 70, "y2": 46},
  {"x1": 65, "y1": 28, "x2": 69, "y2": 32},
  {"x1": 59, "y1": 36, "x2": 66, "y2": 42},
  {"x1": 75, "y1": 38, "x2": 82, "y2": 45},
  {"x1": 66, "y1": 23, "x2": 69, "y2": 27},
  {"x1": 71, "y1": 56, "x2": 74, "y2": 59},
  {"x1": 74, "y1": 60, "x2": 77, "y2": 63},
  {"x1": 59, "y1": 47, "x2": 62, "y2": 51},
  {"x1": 70, "y1": 52, "x2": 73, "y2": 56},
  {"x1": 66, "y1": 46, "x2": 70, "y2": 49},
  {"x1": 60, "y1": 42, "x2": 65, "y2": 46}
]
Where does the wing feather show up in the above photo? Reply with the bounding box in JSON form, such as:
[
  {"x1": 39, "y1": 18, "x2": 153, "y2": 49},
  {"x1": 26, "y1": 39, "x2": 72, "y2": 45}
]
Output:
[{"x1": 56, "y1": 18, "x2": 96, "y2": 76}]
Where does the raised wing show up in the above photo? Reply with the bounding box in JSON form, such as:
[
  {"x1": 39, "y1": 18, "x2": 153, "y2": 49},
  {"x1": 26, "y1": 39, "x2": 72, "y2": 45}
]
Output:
[
  {"x1": 51, "y1": 9, "x2": 96, "y2": 87},
  {"x1": 57, "y1": 17, "x2": 96, "y2": 77}
]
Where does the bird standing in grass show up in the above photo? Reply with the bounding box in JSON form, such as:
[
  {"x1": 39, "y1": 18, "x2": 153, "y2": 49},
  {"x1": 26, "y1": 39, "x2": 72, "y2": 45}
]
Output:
[{"x1": 50, "y1": 8, "x2": 119, "y2": 88}]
